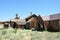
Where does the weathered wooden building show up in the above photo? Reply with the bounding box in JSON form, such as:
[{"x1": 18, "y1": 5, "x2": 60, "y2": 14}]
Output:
[
  {"x1": 42, "y1": 13, "x2": 60, "y2": 32},
  {"x1": 49, "y1": 20, "x2": 60, "y2": 31},
  {"x1": 25, "y1": 13, "x2": 44, "y2": 31},
  {"x1": 10, "y1": 14, "x2": 26, "y2": 29},
  {"x1": 3, "y1": 13, "x2": 45, "y2": 31},
  {"x1": 2, "y1": 12, "x2": 60, "y2": 32}
]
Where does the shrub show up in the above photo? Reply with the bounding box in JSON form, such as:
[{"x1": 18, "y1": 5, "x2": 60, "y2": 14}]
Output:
[{"x1": 31, "y1": 28, "x2": 36, "y2": 31}]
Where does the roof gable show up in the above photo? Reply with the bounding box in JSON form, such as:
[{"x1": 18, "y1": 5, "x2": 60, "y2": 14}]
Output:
[{"x1": 25, "y1": 14, "x2": 37, "y2": 20}]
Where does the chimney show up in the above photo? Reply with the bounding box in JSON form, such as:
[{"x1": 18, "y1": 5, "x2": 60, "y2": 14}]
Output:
[
  {"x1": 15, "y1": 14, "x2": 20, "y2": 19},
  {"x1": 30, "y1": 12, "x2": 32, "y2": 15},
  {"x1": 16, "y1": 14, "x2": 18, "y2": 18}
]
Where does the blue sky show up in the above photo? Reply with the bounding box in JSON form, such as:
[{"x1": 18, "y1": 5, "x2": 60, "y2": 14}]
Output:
[{"x1": 0, "y1": 0, "x2": 60, "y2": 21}]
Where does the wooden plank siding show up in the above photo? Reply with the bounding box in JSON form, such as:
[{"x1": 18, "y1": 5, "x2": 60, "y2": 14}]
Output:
[
  {"x1": 44, "y1": 19, "x2": 60, "y2": 32},
  {"x1": 44, "y1": 21, "x2": 50, "y2": 31},
  {"x1": 25, "y1": 14, "x2": 45, "y2": 31}
]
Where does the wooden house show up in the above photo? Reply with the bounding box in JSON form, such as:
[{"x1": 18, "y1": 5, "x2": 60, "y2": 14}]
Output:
[
  {"x1": 48, "y1": 14, "x2": 60, "y2": 32},
  {"x1": 3, "y1": 13, "x2": 45, "y2": 31},
  {"x1": 10, "y1": 14, "x2": 26, "y2": 29},
  {"x1": 43, "y1": 13, "x2": 60, "y2": 32},
  {"x1": 25, "y1": 13, "x2": 45, "y2": 31}
]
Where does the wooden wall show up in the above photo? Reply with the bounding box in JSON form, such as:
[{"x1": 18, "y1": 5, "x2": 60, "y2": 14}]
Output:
[
  {"x1": 45, "y1": 20, "x2": 60, "y2": 32},
  {"x1": 28, "y1": 17, "x2": 37, "y2": 29},
  {"x1": 44, "y1": 21, "x2": 50, "y2": 30}
]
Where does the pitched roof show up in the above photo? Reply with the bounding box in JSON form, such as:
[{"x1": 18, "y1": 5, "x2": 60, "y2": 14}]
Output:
[
  {"x1": 25, "y1": 14, "x2": 37, "y2": 20},
  {"x1": 41, "y1": 13, "x2": 60, "y2": 21},
  {"x1": 50, "y1": 13, "x2": 60, "y2": 20},
  {"x1": 27, "y1": 17, "x2": 34, "y2": 22},
  {"x1": 41, "y1": 16, "x2": 50, "y2": 21},
  {"x1": 10, "y1": 19, "x2": 26, "y2": 25}
]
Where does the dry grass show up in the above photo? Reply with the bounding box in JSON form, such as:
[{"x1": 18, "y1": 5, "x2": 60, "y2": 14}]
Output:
[{"x1": 0, "y1": 27, "x2": 60, "y2": 40}]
